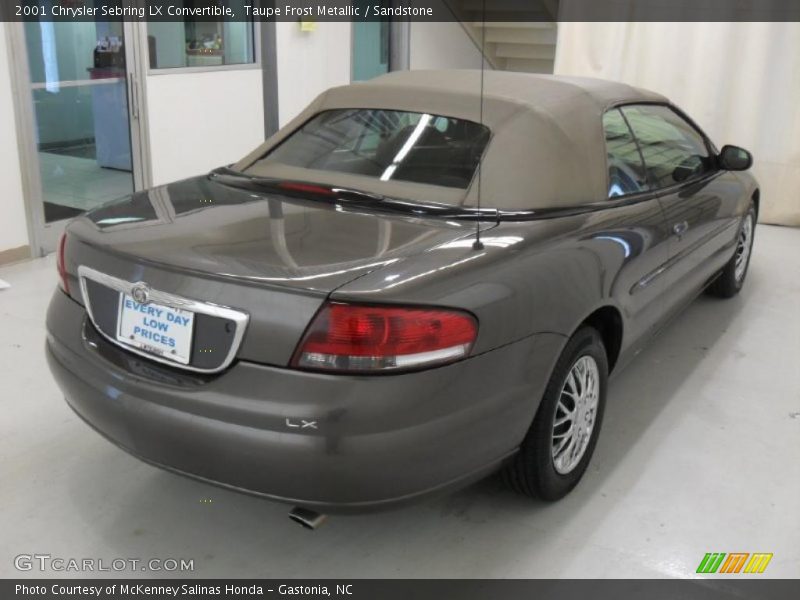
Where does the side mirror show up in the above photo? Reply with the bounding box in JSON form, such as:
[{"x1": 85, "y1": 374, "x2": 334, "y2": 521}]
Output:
[{"x1": 718, "y1": 145, "x2": 753, "y2": 171}]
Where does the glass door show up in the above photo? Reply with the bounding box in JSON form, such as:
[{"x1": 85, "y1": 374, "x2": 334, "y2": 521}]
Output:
[
  {"x1": 352, "y1": 1, "x2": 390, "y2": 81},
  {"x1": 12, "y1": 15, "x2": 146, "y2": 254}
]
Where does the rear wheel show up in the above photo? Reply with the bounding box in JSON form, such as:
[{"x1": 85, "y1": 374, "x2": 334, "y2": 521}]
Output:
[
  {"x1": 504, "y1": 326, "x2": 608, "y2": 501},
  {"x1": 707, "y1": 204, "x2": 756, "y2": 298}
]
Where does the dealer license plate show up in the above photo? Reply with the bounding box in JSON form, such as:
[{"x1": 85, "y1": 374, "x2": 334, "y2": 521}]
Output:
[{"x1": 116, "y1": 294, "x2": 195, "y2": 365}]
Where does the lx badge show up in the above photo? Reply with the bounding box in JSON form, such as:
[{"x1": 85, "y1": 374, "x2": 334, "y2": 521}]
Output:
[{"x1": 286, "y1": 418, "x2": 318, "y2": 430}]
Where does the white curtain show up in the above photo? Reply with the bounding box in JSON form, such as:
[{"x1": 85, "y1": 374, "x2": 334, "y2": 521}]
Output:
[{"x1": 555, "y1": 21, "x2": 800, "y2": 226}]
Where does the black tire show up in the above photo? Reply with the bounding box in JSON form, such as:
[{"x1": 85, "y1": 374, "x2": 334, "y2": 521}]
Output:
[
  {"x1": 503, "y1": 326, "x2": 608, "y2": 501},
  {"x1": 706, "y1": 203, "x2": 756, "y2": 298}
]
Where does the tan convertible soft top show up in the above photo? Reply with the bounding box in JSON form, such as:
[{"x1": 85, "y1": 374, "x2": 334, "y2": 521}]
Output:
[{"x1": 234, "y1": 70, "x2": 667, "y2": 210}]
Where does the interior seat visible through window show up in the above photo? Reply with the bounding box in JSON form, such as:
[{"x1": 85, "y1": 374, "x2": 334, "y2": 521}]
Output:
[
  {"x1": 259, "y1": 109, "x2": 490, "y2": 190},
  {"x1": 620, "y1": 104, "x2": 714, "y2": 189},
  {"x1": 602, "y1": 108, "x2": 650, "y2": 197}
]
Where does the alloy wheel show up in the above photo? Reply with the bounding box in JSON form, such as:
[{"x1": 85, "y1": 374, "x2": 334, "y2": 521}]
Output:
[
  {"x1": 735, "y1": 214, "x2": 754, "y2": 283},
  {"x1": 551, "y1": 355, "x2": 600, "y2": 475}
]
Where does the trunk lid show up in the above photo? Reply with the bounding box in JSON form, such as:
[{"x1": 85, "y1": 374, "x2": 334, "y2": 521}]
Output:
[{"x1": 64, "y1": 175, "x2": 490, "y2": 369}]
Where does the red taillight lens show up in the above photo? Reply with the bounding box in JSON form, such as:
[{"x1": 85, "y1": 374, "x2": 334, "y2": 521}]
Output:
[
  {"x1": 292, "y1": 303, "x2": 478, "y2": 372},
  {"x1": 56, "y1": 232, "x2": 69, "y2": 294}
]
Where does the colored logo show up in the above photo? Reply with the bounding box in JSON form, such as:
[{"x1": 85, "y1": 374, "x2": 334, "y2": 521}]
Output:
[{"x1": 696, "y1": 552, "x2": 773, "y2": 574}]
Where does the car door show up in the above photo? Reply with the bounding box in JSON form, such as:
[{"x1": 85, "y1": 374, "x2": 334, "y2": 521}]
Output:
[
  {"x1": 599, "y1": 108, "x2": 672, "y2": 355},
  {"x1": 620, "y1": 104, "x2": 745, "y2": 320}
]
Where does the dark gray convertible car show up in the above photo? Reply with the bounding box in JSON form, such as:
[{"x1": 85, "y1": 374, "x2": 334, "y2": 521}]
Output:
[{"x1": 46, "y1": 71, "x2": 757, "y2": 525}]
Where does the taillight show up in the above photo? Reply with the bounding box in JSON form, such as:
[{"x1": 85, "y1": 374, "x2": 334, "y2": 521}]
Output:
[
  {"x1": 292, "y1": 302, "x2": 478, "y2": 373},
  {"x1": 56, "y1": 232, "x2": 69, "y2": 294}
]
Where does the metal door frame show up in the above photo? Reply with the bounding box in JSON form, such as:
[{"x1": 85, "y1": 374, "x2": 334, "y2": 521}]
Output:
[{"x1": 5, "y1": 20, "x2": 150, "y2": 256}]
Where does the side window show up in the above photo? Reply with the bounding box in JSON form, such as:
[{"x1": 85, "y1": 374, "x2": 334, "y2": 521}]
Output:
[
  {"x1": 621, "y1": 104, "x2": 713, "y2": 189},
  {"x1": 603, "y1": 109, "x2": 649, "y2": 197}
]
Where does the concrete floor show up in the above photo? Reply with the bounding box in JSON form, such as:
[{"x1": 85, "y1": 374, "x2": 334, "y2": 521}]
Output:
[
  {"x1": 1, "y1": 225, "x2": 798, "y2": 579},
  {"x1": 40, "y1": 151, "x2": 133, "y2": 214}
]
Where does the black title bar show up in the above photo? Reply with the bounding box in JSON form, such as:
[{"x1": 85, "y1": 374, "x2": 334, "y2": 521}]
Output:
[
  {"x1": 4, "y1": 579, "x2": 800, "y2": 600},
  {"x1": 2, "y1": 0, "x2": 800, "y2": 22}
]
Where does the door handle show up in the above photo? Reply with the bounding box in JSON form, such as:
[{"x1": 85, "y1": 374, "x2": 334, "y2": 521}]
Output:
[
  {"x1": 128, "y1": 73, "x2": 139, "y2": 120},
  {"x1": 673, "y1": 221, "x2": 689, "y2": 237}
]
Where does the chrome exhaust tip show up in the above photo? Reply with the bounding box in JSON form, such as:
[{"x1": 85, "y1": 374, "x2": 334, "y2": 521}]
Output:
[{"x1": 288, "y1": 507, "x2": 328, "y2": 530}]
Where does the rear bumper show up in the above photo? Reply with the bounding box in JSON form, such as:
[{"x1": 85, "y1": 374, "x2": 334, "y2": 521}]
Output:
[{"x1": 45, "y1": 290, "x2": 564, "y2": 512}]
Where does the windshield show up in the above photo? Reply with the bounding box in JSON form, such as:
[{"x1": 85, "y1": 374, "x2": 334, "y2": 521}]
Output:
[{"x1": 255, "y1": 109, "x2": 490, "y2": 190}]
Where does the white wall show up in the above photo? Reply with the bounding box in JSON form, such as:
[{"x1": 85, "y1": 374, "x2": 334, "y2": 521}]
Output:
[
  {"x1": 145, "y1": 68, "x2": 265, "y2": 186},
  {"x1": 556, "y1": 22, "x2": 800, "y2": 226},
  {"x1": 275, "y1": 22, "x2": 351, "y2": 127},
  {"x1": 409, "y1": 22, "x2": 485, "y2": 71},
  {"x1": 272, "y1": 20, "x2": 483, "y2": 125},
  {"x1": 0, "y1": 25, "x2": 30, "y2": 254}
]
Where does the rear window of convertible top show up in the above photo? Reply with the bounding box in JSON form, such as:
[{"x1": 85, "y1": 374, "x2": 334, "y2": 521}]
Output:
[{"x1": 257, "y1": 109, "x2": 491, "y2": 190}]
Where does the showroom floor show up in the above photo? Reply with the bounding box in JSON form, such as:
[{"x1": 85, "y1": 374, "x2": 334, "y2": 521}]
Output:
[
  {"x1": 39, "y1": 151, "x2": 133, "y2": 213},
  {"x1": 1, "y1": 225, "x2": 798, "y2": 579}
]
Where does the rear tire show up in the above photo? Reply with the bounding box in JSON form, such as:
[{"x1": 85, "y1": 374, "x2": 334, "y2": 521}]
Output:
[
  {"x1": 504, "y1": 326, "x2": 608, "y2": 501},
  {"x1": 706, "y1": 204, "x2": 756, "y2": 298}
]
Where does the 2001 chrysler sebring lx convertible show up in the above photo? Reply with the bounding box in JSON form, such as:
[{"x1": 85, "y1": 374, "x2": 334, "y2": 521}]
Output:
[{"x1": 46, "y1": 70, "x2": 758, "y2": 526}]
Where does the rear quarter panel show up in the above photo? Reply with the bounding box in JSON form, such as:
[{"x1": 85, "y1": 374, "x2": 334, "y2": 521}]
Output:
[{"x1": 334, "y1": 199, "x2": 673, "y2": 365}]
